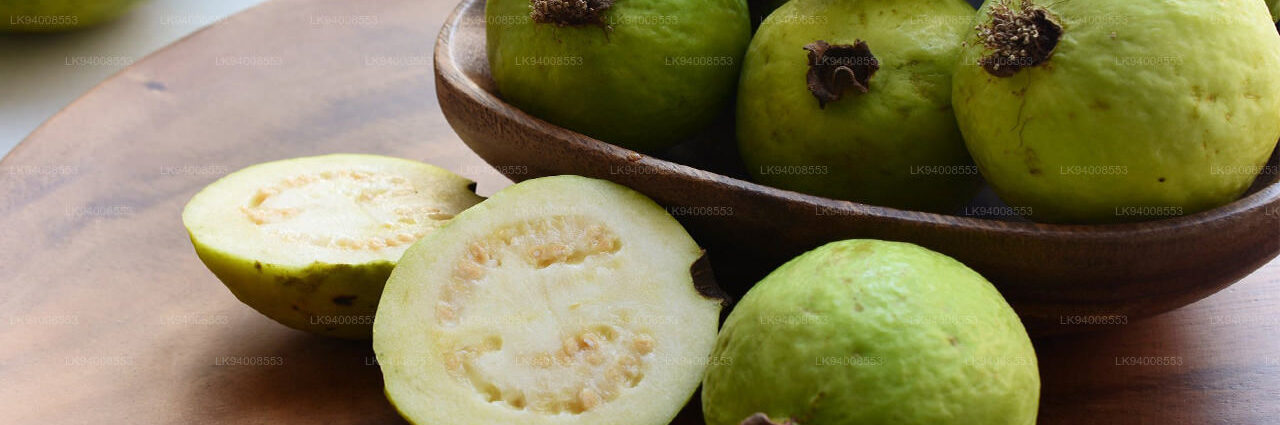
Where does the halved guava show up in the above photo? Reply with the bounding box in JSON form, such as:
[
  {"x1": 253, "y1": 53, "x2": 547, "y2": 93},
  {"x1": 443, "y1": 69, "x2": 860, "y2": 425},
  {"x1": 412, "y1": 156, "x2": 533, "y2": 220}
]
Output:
[
  {"x1": 182, "y1": 154, "x2": 483, "y2": 339},
  {"x1": 373, "y1": 175, "x2": 723, "y2": 425}
]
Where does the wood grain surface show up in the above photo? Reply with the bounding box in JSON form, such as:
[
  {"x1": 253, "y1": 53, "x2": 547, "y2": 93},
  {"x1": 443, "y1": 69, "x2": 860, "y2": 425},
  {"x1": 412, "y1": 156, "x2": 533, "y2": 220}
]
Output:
[{"x1": 0, "y1": 0, "x2": 1277, "y2": 424}]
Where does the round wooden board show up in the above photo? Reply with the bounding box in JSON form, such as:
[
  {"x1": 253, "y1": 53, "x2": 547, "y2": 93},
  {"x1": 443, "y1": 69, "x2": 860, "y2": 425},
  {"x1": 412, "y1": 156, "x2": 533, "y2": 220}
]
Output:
[{"x1": 0, "y1": 0, "x2": 1277, "y2": 423}]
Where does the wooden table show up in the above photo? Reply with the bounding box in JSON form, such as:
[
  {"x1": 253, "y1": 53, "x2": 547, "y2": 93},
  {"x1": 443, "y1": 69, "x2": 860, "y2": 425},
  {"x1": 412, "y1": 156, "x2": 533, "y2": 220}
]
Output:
[{"x1": 1, "y1": 0, "x2": 1277, "y2": 423}]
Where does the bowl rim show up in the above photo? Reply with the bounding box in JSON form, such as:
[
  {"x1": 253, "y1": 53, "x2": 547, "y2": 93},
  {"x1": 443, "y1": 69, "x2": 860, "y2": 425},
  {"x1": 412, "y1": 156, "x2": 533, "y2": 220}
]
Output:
[{"x1": 436, "y1": 0, "x2": 1280, "y2": 240}]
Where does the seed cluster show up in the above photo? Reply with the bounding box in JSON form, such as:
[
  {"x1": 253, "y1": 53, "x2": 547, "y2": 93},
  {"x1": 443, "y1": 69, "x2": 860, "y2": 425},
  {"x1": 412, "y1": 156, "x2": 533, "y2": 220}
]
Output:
[
  {"x1": 434, "y1": 216, "x2": 648, "y2": 414},
  {"x1": 976, "y1": 0, "x2": 1061, "y2": 77},
  {"x1": 241, "y1": 170, "x2": 451, "y2": 251}
]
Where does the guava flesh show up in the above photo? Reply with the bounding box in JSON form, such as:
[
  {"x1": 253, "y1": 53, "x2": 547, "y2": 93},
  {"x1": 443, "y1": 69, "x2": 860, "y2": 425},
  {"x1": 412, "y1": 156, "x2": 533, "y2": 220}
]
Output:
[
  {"x1": 486, "y1": 0, "x2": 751, "y2": 152},
  {"x1": 953, "y1": 0, "x2": 1280, "y2": 223},
  {"x1": 702, "y1": 240, "x2": 1040, "y2": 425},
  {"x1": 0, "y1": 0, "x2": 144, "y2": 32},
  {"x1": 374, "y1": 175, "x2": 723, "y2": 425},
  {"x1": 182, "y1": 154, "x2": 483, "y2": 339},
  {"x1": 736, "y1": 0, "x2": 981, "y2": 213}
]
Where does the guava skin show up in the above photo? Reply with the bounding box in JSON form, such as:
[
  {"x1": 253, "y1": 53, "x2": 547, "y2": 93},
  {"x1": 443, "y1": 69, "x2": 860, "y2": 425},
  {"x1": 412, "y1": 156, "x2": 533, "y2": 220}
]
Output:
[
  {"x1": 702, "y1": 240, "x2": 1039, "y2": 425},
  {"x1": 953, "y1": 0, "x2": 1280, "y2": 223},
  {"x1": 486, "y1": 0, "x2": 751, "y2": 152},
  {"x1": 736, "y1": 0, "x2": 981, "y2": 213},
  {"x1": 1, "y1": 0, "x2": 144, "y2": 32},
  {"x1": 189, "y1": 239, "x2": 390, "y2": 340}
]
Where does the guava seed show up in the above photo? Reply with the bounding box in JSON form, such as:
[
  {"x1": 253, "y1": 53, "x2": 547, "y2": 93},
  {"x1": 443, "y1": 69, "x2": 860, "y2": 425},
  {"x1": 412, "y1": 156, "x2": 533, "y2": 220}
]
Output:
[{"x1": 240, "y1": 169, "x2": 448, "y2": 251}]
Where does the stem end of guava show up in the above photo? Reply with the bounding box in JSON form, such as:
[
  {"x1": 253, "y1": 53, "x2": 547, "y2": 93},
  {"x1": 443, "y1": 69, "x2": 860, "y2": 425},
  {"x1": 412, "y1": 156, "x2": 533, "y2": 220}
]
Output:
[
  {"x1": 530, "y1": 0, "x2": 615, "y2": 27},
  {"x1": 804, "y1": 40, "x2": 879, "y2": 109},
  {"x1": 977, "y1": 0, "x2": 1061, "y2": 77},
  {"x1": 740, "y1": 413, "x2": 795, "y2": 425}
]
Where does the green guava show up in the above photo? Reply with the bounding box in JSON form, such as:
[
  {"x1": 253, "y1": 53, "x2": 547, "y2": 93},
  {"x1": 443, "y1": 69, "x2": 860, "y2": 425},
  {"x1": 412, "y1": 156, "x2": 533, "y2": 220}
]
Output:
[
  {"x1": 486, "y1": 0, "x2": 751, "y2": 152},
  {"x1": 702, "y1": 240, "x2": 1040, "y2": 425},
  {"x1": 1269, "y1": 0, "x2": 1279, "y2": 22},
  {"x1": 736, "y1": 0, "x2": 980, "y2": 213},
  {"x1": 1, "y1": 0, "x2": 144, "y2": 32},
  {"x1": 182, "y1": 154, "x2": 484, "y2": 339},
  {"x1": 953, "y1": 0, "x2": 1280, "y2": 223},
  {"x1": 374, "y1": 175, "x2": 723, "y2": 425}
]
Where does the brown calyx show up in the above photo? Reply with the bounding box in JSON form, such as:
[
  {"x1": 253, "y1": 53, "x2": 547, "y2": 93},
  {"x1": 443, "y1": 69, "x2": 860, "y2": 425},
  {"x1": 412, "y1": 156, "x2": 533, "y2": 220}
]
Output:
[
  {"x1": 690, "y1": 250, "x2": 731, "y2": 308},
  {"x1": 740, "y1": 413, "x2": 795, "y2": 425},
  {"x1": 530, "y1": 0, "x2": 616, "y2": 27},
  {"x1": 804, "y1": 40, "x2": 879, "y2": 109},
  {"x1": 977, "y1": 0, "x2": 1061, "y2": 77}
]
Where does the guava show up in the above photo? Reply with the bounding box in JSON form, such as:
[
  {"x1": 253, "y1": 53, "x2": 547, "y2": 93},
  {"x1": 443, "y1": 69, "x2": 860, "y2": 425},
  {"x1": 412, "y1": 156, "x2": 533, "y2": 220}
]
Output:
[
  {"x1": 1269, "y1": 0, "x2": 1279, "y2": 22},
  {"x1": 702, "y1": 240, "x2": 1040, "y2": 425},
  {"x1": 736, "y1": 0, "x2": 981, "y2": 213},
  {"x1": 374, "y1": 175, "x2": 723, "y2": 425},
  {"x1": 953, "y1": 0, "x2": 1280, "y2": 223},
  {"x1": 182, "y1": 154, "x2": 484, "y2": 339},
  {"x1": 1, "y1": 0, "x2": 144, "y2": 32},
  {"x1": 486, "y1": 0, "x2": 751, "y2": 152}
]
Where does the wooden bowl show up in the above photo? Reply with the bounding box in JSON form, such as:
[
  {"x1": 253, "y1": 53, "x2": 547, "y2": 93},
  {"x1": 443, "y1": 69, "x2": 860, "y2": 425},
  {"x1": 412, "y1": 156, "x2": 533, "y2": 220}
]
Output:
[{"x1": 434, "y1": 0, "x2": 1280, "y2": 335}]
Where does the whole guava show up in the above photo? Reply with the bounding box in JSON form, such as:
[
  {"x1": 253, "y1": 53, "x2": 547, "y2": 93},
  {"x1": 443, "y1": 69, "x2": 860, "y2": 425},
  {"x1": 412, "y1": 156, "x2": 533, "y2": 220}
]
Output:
[
  {"x1": 953, "y1": 0, "x2": 1280, "y2": 223},
  {"x1": 736, "y1": 0, "x2": 981, "y2": 213},
  {"x1": 702, "y1": 239, "x2": 1040, "y2": 425},
  {"x1": 486, "y1": 0, "x2": 751, "y2": 152},
  {"x1": 1, "y1": 0, "x2": 144, "y2": 32}
]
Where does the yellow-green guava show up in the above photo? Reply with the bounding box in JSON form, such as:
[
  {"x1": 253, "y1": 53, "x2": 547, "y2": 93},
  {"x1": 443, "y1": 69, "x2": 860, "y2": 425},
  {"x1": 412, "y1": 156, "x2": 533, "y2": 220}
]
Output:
[
  {"x1": 486, "y1": 0, "x2": 751, "y2": 152},
  {"x1": 953, "y1": 0, "x2": 1280, "y2": 223},
  {"x1": 1, "y1": 0, "x2": 144, "y2": 32},
  {"x1": 183, "y1": 154, "x2": 483, "y2": 339},
  {"x1": 374, "y1": 176, "x2": 723, "y2": 425},
  {"x1": 736, "y1": 0, "x2": 981, "y2": 213},
  {"x1": 702, "y1": 239, "x2": 1040, "y2": 425}
]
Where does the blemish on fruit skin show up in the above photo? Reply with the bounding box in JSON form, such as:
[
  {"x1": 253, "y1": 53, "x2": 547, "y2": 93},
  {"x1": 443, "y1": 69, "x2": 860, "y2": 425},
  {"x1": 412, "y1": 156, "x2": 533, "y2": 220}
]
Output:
[
  {"x1": 145, "y1": 81, "x2": 166, "y2": 91},
  {"x1": 948, "y1": 336, "x2": 959, "y2": 346},
  {"x1": 1158, "y1": 177, "x2": 1166, "y2": 183},
  {"x1": 254, "y1": 261, "x2": 263, "y2": 272},
  {"x1": 333, "y1": 295, "x2": 358, "y2": 306}
]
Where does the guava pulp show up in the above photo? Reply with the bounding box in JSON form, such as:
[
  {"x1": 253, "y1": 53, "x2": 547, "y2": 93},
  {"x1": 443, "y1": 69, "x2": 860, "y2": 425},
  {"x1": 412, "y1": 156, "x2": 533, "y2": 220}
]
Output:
[
  {"x1": 374, "y1": 175, "x2": 723, "y2": 425},
  {"x1": 183, "y1": 154, "x2": 483, "y2": 339},
  {"x1": 702, "y1": 240, "x2": 1039, "y2": 425}
]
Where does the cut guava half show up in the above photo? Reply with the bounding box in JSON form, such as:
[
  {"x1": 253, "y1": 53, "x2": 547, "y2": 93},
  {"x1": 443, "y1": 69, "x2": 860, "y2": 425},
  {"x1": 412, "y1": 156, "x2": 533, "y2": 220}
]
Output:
[
  {"x1": 182, "y1": 154, "x2": 483, "y2": 339},
  {"x1": 373, "y1": 175, "x2": 724, "y2": 425}
]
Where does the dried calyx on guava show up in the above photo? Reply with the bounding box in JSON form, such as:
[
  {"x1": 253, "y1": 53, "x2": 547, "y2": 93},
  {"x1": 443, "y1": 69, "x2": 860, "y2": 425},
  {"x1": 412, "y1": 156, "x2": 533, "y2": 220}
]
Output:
[
  {"x1": 486, "y1": 0, "x2": 751, "y2": 152},
  {"x1": 702, "y1": 240, "x2": 1041, "y2": 425},
  {"x1": 373, "y1": 175, "x2": 724, "y2": 425},
  {"x1": 953, "y1": 0, "x2": 1280, "y2": 223},
  {"x1": 182, "y1": 154, "x2": 483, "y2": 339},
  {"x1": 736, "y1": 0, "x2": 980, "y2": 213},
  {"x1": 530, "y1": 0, "x2": 614, "y2": 26},
  {"x1": 803, "y1": 40, "x2": 878, "y2": 109}
]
